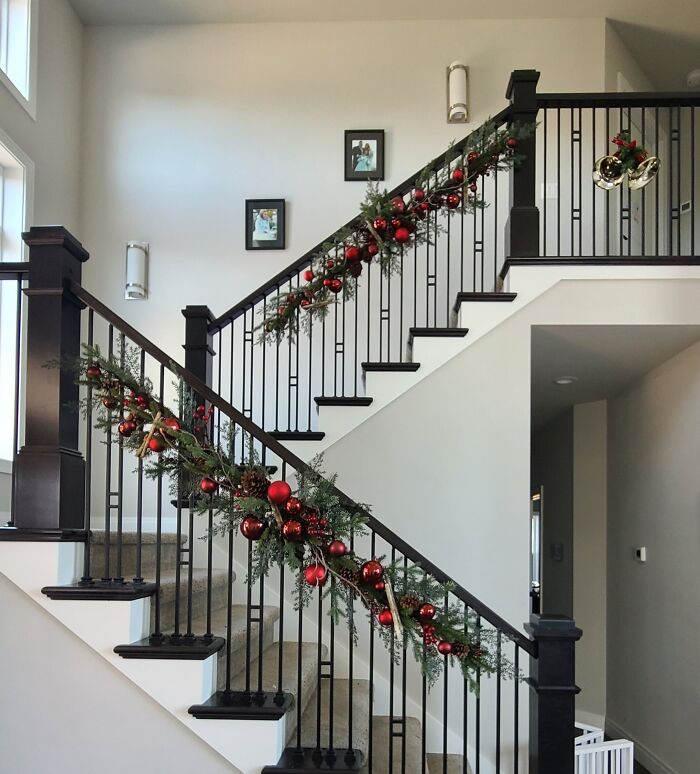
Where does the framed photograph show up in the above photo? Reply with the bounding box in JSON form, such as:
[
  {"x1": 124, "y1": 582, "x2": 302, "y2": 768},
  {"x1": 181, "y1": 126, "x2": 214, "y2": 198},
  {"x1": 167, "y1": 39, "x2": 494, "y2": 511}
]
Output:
[
  {"x1": 245, "y1": 199, "x2": 286, "y2": 250},
  {"x1": 344, "y1": 130, "x2": 385, "y2": 182}
]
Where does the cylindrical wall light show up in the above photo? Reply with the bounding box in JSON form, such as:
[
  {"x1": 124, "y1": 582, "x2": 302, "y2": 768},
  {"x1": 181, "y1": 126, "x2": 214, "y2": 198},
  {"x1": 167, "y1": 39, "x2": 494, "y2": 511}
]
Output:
[
  {"x1": 447, "y1": 62, "x2": 469, "y2": 123},
  {"x1": 125, "y1": 241, "x2": 149, "y2": 300}
]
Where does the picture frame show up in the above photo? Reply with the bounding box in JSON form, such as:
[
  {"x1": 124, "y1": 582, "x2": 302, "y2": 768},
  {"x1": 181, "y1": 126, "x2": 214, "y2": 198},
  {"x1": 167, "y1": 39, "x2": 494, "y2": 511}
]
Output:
[
  {"x1": 245, "y1": 199, "x2": 286, "y2": 250},
  {"x1": 344, "y1": 130, "x2": 385, "y2": 182}
]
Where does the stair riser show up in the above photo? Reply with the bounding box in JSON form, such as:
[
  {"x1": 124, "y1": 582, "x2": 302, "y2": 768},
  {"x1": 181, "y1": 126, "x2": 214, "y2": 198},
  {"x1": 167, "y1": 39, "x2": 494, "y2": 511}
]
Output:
[
  {"x1": 89, "y1": 542, "x2": 180, "y2": 580},
  {"x1": 215, "y1": 620, "x2": 276, "y2": 691}
]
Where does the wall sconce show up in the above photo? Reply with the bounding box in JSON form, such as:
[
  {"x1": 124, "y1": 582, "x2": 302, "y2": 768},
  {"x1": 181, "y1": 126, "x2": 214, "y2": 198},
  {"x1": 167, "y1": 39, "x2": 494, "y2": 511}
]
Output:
[
  {"x1": 125, "y1": 241, "x2": 148, "y2": 300},
  {"x1": 447, "y1": 62, "x2": 469, "y2": 123}
]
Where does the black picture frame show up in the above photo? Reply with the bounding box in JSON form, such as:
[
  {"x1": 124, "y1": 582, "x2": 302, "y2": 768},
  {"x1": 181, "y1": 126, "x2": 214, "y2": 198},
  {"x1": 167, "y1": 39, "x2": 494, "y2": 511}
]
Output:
[
  {"x1": 245, "y1": 199, "x2": 286, "y2": 250},
  {"x1": 344, "y1": 130, "x2": 385, "y2": 181}
]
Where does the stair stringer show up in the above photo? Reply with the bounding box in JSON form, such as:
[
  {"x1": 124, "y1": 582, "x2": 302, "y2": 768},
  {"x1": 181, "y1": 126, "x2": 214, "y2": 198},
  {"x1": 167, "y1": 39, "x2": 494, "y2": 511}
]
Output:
[
  {"x1": 279, "y1": 263, "x2": 700, "y2": 462},
  {"x1": 0, "y1": 541, "x2": 286, "y2": 774}
]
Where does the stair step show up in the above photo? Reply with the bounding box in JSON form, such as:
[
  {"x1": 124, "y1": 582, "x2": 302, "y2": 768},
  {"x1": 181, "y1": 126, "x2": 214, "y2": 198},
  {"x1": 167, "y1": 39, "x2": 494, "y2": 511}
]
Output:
[
  {"x1": 270, "y1": 431, "x2": 326, "y2": 441},
  {"x1": 210, "y1": 604, "x2": 280, "y2": 678},
  {"x1": 452, "y1": 291, "x2": 517, "y2": 312},
  {"x1": 89, "y1": 530, "x2": 183, "y2": 580},
  {"x1": 314, "y1": 397, "x2": 373, "y2": 407},
  {"x1": 427, "y1": 753, "x2": 473, "y2": 774},
  {"x1": 362, "y1": 362, "x2": 420, "y2": 372},
  {"x1": 155, "y1": 568, "x2": 231, "y2": 634},
  {"x1": 365, "y1": 716, "x2": 427, "y2": 774},
  {"x1": 408, "y1": 327, "x2": 469, "y2": 341},
  {"x1": 299, "y1": 678, "x2": 371, "y2": 757}
]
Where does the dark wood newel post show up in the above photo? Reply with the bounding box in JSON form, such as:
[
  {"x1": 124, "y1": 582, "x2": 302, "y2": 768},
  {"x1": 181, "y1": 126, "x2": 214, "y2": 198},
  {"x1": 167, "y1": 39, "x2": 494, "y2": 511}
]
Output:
[
  {"x1": 506, "y1": 69, "x2": 541, "y2": 257},
  {"x1": 13, "y1": 226, "x2": 89, "y2": 535},
  {"x1": 182, "y1": 306, "x2": 215, "y2": 402},
  {"x1": 526, "y1": 613, "x2": 582, "y2": 774}
]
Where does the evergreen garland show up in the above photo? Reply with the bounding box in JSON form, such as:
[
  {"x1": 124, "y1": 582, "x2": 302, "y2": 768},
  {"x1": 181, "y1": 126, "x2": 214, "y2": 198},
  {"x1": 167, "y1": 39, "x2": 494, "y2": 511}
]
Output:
[{"x1": 53, "y1": 342, "x2": 519, "y2": 690}]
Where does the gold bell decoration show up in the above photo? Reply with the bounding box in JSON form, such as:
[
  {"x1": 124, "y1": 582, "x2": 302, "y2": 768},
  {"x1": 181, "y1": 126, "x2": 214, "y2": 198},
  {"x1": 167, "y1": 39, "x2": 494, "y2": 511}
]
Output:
[{"x1": 593, "y1": 131, "x2": 660, "y2": 191}]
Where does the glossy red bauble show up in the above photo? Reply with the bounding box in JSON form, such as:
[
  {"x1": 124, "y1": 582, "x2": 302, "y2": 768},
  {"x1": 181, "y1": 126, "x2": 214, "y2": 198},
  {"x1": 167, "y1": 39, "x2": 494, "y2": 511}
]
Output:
[
  {"x1": 348, "y1": 261, "x2": 363, "y2": 278},
  {"x1": 360, "y1": 560, "x2": 384, "y2": 584},
  {"x1": 377, "y1": 609, "x2": 393, "y2": 626},
  {"x1": 322, "y1": 278, "x2": 333, "y2": 288},
  {"x1": 373, "y1": 216, "x2": 387, "y2": 232},
  {"x1": 148, "y1": 436, "x2": 166, "y2": 453},
  {"x1": 437, "y1": 640, "x2": 453, "y2": 655},
  {"x1": 240, "y1": 515, "x2": 266, "y2": 540},
  {"x1": 200, "y1": 477, "x2": 218, "y2": 494},
  {"x1": 391, "y1": 217, "x2": 402, "y2": 229},
  {"x1": 102, "y1": 397, "x2": 119, "y2": 410},
  {"x1": 345, "y1": 246, "x2": 361, "y2": 262},
  {"x1": 267, "y1": 480, "x2": 292, "y2": 505},
  {"x1": 285, "y1": 496, "x2": 303, "y2": 515},
  {"x1": 506, "y1": 137, "x2": 518, "y2": 149},
  {"x1": 451, "y1": 168, "x2": 465, "y2": 183},
  {"x1": 300, "y1": 298, "x2": 312, "y2": 308},
  {"x1": 445, "y1": 193, "x2": 461, "y2": 209},
  {"x1": 277, "y1": 305, "x2": 287, "y2": 317},
  {"x1": 390, "y1": 196, "x2": 406, "y2": 214},
  {"x1": 366, "y1": 243, "x2": 379, "y2": 257},
  {"x1": 394, "y1": 227, "x2": 411, "y2": 244},
  {"x1": 374, "y1": 580, "x2": 386, "y2": 592},
  {"x1": 195, "y1": 405, "x2": 206, "y2": 416},
  {"x1": 304, "y1": 563, "x2": 328, "y2": 587},
  {"x1": 162, "y1": 416, "x2": 181, "y2": 434},
  {"x1": 303, "y1": 269, "x2": 315, "y2": 282},
  {"x1": 413, "y1": 188, "x2": 425, "y2": 202},
  {"x1": 329, "y1": 279, "x2": 343, "y2": 294},
  {"x1": 325, "y1": 259, "x2": 335, "y2": 269},
  {"x1": 416, "y1": 602, "x2": 436, "y2": 623},
  {"x1": 467, "y1": 151, "x2": 479, "y2": 163},
  {"x1": 281, "y1": 518, "x2": 305, "y2": 542},
  {"x1": 86, "y1": 365, "x2": 102, "y2": 380},
  {"x1": 419, "y1": 201, "x2": 430, "y2": 213},
  {"x1": 327, "y1": 539, "x2": 347, "y2": 558},
  {"x1": 287, "y1": 293, "x2": 297, "y2": 304},
  {"x1": 469, "y1": 183, "x2": 478, "y2": 193},
  {"x1": 118, "y1": 419, "x2": 137, "y2": 437}
]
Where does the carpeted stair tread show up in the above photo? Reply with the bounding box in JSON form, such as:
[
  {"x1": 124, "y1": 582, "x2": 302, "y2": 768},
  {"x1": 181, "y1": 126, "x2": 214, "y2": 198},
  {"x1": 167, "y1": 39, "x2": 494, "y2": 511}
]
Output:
[
  {"x1": 364, "y1": 715, "x2": 427, "y2": 774},
  {"x1": 89, "y1": 531, "x2": 184, "y2": 579},
  {"x1": 299, "y1": 678, "x2": 370, "y2": 756},
  {"x1": 153, "y1": 568, "x2": 231, "y2": 633},
  {"x1": 427, "y1": 753, "x2": 473, "y2": 774},
  {"x1": 89, "y1": 530, "x2": 184, "y2": 545}
]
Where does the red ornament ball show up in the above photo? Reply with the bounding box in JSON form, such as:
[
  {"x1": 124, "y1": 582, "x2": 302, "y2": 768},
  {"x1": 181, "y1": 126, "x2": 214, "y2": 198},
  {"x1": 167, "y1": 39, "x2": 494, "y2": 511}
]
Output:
[
  {"x1": 267, "y1": 480, "x2": 292, "y2": 505},
  {"x1": 281, "y1": 518, "x2": 305, "y2": 542},
  {"x1": 506, "y1": 137, "x2": 518, "y2": 149},
  {"x1": 416, "y1": 602, "x2": 436, "y2": 623},
  {"x1": 102, "y1": 397, "x2": 119, "y2": 410},
  {"x1": 360, "y1": 560, "x2": 384, "y2": 584},
  {"x1": 437, "y1": 640, "x2": 453, "y2": 656},
  {"x1": 118, "y1": 419, "x2": 137, "y2": 437},
  {"x1": 348, "y1": 261, "x2": 363, "y2": 278},
  {"x1": 413, "y1": 188, "x2": 426, "y2": 202},
  {"x1": 391, "y1": 217, "x2": 402, "y2": 229},
  {"x1": 374, "y1": 580, "x2": 386, "y2": 592},
  {"x1": 303, "y1": 269, "x2": 315, "y2": 282},
  {"x1": 373, "y1": 216, "x2": 387, "y2": 232},
  {"x1": 451, "y1": 168, "x2": 465, "y2": 183},
  {"x1": 327, "y1": 539, "x2": 347, "y2": 557},
  {"x1": 240, "y1": 515, "x2": 266, "y2": 540},
  {"x1": 200, "y1": 477, "x2": 218, "y2": 495},
  {"x1": 445, "y1": 192, "x2": 462, "y2": 209},
  {"x1": 419, "y1": 201, "x2": 430, "y2": 213},
  {"x1": 322, "y1": 278, "x2": 333, "y2": 288},
  {"x1": 86, "y1": 365, "x2": 102, "y2": 380},
  {"x1": 325, "y1": 259, "x2": 335, "y2": 269},
  {"x1": 285, "y1": 496, "x2": 303, "y2": 515},
  {"x1": 329, "y1": 278, "x2": 343, "y2": 294},
  {"x1": 394, "y1": 227, "x2": 411, "y2": 244},
  {"x1": 390, "y1": 196, "x2": 406, "y2": 214},
  {"x1": 345, "y1": 246, "x2": 361, "y2": 262},
  {"x1": 300, "y1": 298, "x2": 312, "y2": 308},
  {"x1": 366, "y1": 242, "x2": 379, "y2": 257},
  {"x1": 467, "y1": 151, "x2": 479, "y2": 163},
  {"x1": 304, "y1": 563, "x2": 328, "y2": 587},
  {"x1": 377, "y1": 608, "x2": 393, "y2": 626},
  {"x1": 469, "y1": 183, "x2": 478, "y2": 193},
  {"x1": 148, "y1": 436, "x2": 166, "y2": 454},
  {"x1": 195, "y1": 405, "x2": 206, "y2": 416},
  {"x1": 277, "y1": 305, "x2": 287, "y2": 317},
  {"x1": 162, "y1": 416, "x2": 181, "y2": 434}
]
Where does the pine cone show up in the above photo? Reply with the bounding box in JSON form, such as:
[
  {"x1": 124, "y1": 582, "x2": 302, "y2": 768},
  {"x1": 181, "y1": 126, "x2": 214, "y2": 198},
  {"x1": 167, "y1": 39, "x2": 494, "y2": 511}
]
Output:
[
  {"x1": 399, "y1": 594, "x2": 420, "y2": 611},
  {"x1": 240, "y1": 469, "x2": 269, "y2": 499},
  {"x1": 338, "y1": 566, "x2": 359, "y2": 585},
  {"x1": 451, "y1": 642, "x2": 470, "y2": 659}
]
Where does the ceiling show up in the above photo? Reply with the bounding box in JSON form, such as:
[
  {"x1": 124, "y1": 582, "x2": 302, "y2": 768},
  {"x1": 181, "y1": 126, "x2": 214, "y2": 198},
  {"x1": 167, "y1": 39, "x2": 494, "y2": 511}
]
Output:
[
  {"x1": 531, "y1": 325, "x2": 700, "y2": 429},
  {"x1": 66, "y1": 1, "x2": 700, "y2": 90}
]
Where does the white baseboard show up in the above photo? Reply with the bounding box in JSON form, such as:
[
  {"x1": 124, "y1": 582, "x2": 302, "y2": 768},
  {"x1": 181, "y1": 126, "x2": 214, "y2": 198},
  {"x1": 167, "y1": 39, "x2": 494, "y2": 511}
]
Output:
[{"x1": 606, "y1": 718, "x2": 679, "y2": 774}]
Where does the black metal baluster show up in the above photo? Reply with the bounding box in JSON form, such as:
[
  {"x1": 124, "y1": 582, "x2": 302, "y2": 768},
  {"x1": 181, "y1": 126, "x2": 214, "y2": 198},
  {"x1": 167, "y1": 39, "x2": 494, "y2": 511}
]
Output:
[
  {"x1": 328, "y1": 573, "x2": 336, "y2": 756},
  {"x1": 401, "y1": 556, "x2": 408, "y2": 774},
  {"x1": 570, "y1": 107, "x2": 575, "y2": 257},
  {"x1": 185, "y1": 492, "x2": 195, "y2": 640},
  {"x1": 274, "y1": 287, "x2": 281, "y2": 431},
  {"x1": 347, "y1": 525, "x2": 355, "y2": 759},
  {"x1": 513, "y1": 646, "x2": 519, "y2": 773},
  {"x1": 605, "y1": 108, "x2": 611, "y2": 255},
  {"x1": 399, "y1": 245, "x2": 404, "y2": 362},
  {"x1": 493, "y1": 164, "x2": 499, "y2": 289},
  {"x1": 114, "y1": 332, "x2": 125, "y2": 585},
  {"x1": 475, "y1": 613, "x2": 481, "y2": 774},
  {"x1": 133, "y1": 347, "x2": 145, "y2": 584},
  {"x1": 557, "y1": 107, "x2": 561, "y2": 256},
  {"x1": 152, "y1": 364, "x2": 165, "y2": 643},
  {"x1": 388, "y1": 545, "x2": 396, "y2": 774},
  {"x1": 245, "y1": 539, "x2": 253, "y2": 694},
  {"x1": 578, "y1": 107, "x2": 583, "y2": 256},
  {"x1": 442, "y1": 592, "x2": 449, "y2": 774},
  {"x1": 276, "y1": 460, "x2": 286, "y2": 705},
  {"x1": 315, "y1": 586, "x2": 323, "y2": 754},
  {"x1": 692, "y1": 107, "x2": 696, "y2": 256},
  {"x1": 367, "y1": 531, "x2": 376, "y2": 772},
  {"x1": 294, "y1": 276, "x2": 301, "y2": 428},
  {"x1": 592, "y1": 108, "x2": 596, "y2": 257},
  {"x1": 543, "y1": 109, "x2": 548, "y2": 256},
  {"x1": 224, "y1": 526, "x2": 234, "y2": 694},
  {"x1": 296, "y1": 575, "x2": 304, "y2": 751},
  {"x1": 80, "y1": 308, "x2": 95, "y2": 584},
  {"x1": 669, "y1": 106, "x2": 674, "y2": 255},
  {"x1": 676, "y1": 105, "x2": 682, "y2": 255},
  {"x1": 655, "y1": 107, "x2": 660, "y2": 256},
  {"x1": 463, "y1": 604, "x2": 469, "y2": 774},
  {"x1": 257, "y1": 552, "x2": 265, "y2": 695},
  {"x1": 353, "y1": 276, "x2": 359, "y2": 392},
  {"x1": 102, "y1": 325, "x2": 114, "y2": 584},
  {"x1": 496, "y1": 630, "x2": 502, "y2": 772},
  {"x1": 307, "y1": 297, "x2": 314, "y2": 429}
]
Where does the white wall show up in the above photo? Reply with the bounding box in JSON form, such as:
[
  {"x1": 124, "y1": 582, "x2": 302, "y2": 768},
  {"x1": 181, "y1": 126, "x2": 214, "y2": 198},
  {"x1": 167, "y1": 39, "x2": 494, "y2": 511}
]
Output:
[
  {"x1": 573, "y1": 400, "x2": 607, "y2": 728},
  {"x1": 79, "y1": 18, "x2": 607, "y2": 362},
  {"x1": 606, "y1": 340, "x2": 700, "y2": 774},
  {"x1": 0, "y1": 0, "x2": 83, "y2": 232},
  {"x1": 0, "y1": 572, "x2": 240, "y2": 774},
  {"x1": 604, "y1": 21, "x2": 656, "y2": 92}
]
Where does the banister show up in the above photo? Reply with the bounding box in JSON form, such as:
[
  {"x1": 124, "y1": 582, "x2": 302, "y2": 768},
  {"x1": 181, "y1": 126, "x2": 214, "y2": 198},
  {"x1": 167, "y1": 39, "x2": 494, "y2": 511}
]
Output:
[
  {"x1": 69, "y1": 277, "x2": 535, "y2": 655},
  {"x1": 0, "y1": 262, "x2": 29, "y2": 277},
  {"x1": 537, "y1": 91, "x2": 700, "y2": 108},
  {"x1": 207, "y1": 105, "x2": 513, "y2": 333}
]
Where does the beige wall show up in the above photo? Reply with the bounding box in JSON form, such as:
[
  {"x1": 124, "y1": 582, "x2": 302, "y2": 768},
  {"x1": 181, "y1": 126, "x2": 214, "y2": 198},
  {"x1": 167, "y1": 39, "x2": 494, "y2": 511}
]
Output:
[
  {"x1": 604, "y1": 21, "x2": 656, "y2": 92},
  {"x1": 79, "y1": 18, "x2": 606, "y2": 361},
  {"x1": 607, "y1": 339, "x2": 700, "y2": 774},
  {"x1": 0, "y1": 0, "x2": 83, "y2": 232},
  {"x1": 573, "y1": 400, "x2": 607, "y2": 727}
]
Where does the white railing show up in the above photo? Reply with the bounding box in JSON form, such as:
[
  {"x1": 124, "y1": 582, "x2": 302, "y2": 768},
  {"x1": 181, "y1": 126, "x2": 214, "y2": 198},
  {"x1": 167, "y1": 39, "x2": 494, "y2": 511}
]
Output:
[{"x1": 575, "y1": 739, "x2": 634, "y2": 774}]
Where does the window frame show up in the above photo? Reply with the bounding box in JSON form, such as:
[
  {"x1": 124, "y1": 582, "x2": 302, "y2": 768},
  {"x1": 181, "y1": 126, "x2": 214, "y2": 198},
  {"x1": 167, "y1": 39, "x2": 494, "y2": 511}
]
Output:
[{"x1": 0, "y1": 0, "x2": 38, "y2": 120}]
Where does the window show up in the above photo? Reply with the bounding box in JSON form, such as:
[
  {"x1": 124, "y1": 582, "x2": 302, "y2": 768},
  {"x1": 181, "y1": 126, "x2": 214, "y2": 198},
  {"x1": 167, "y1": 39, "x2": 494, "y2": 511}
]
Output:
[{"x1": 0, "y1": 0, "x2": 35, "y2": 110}]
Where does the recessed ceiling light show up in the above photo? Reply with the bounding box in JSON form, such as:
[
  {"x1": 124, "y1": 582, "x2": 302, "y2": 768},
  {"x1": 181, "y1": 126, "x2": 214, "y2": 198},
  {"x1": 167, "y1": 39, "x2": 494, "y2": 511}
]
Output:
[{"x1": 553, "y1": 376, "x2": 578, "y2": 385}]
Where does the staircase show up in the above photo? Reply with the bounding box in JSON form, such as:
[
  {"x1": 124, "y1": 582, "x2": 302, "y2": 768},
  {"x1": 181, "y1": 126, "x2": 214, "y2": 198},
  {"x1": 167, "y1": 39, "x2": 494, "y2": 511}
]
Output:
[{"x1": 1, "y1": 70, "x2": 699, "y2": 774}]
